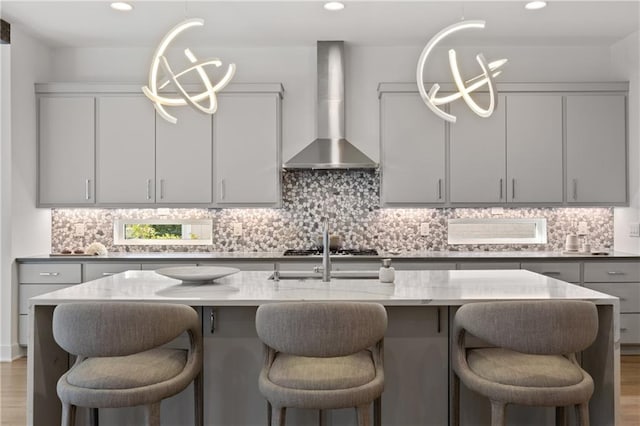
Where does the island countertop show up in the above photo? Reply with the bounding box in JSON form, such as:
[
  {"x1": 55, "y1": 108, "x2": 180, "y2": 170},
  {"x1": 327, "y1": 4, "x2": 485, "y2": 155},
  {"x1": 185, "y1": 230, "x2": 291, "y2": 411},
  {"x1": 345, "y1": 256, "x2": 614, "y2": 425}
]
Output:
[{"x1": 30, "y1": 269, "x2": 618, "y2": 307}]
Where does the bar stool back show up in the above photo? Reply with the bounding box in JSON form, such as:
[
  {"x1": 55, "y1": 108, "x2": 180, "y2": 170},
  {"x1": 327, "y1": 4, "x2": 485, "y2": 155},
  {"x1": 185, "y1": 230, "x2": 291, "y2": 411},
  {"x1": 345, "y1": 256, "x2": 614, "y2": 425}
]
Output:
[
  {"x1": 452, "y1": 300, "x2": 598, "y2": 426},
  {"x1": 255, "y1": 301, "x2": 387, "y2": 426},
  {"x1": 52, "y1": 302, "x2": 203, "y2": 426}
]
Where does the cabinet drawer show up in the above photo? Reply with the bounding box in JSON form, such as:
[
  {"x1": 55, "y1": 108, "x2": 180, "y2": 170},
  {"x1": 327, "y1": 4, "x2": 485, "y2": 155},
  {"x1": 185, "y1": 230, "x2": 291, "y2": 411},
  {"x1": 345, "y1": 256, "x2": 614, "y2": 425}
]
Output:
[
  {"x1": 583, "y1": 283, "x2": 640, "y2": 313},
  {"x1": 19, "y1": 284, "x2": 72, "y2": 314},
  {"x1": 84, "y1": 263, "x2": 141, "y2": 282},
  {"x1": 141, "y1": 263, "x2": 197, "y2": 271},
  {"x1": 457, "y1": 262, "x2": 520, "y2": 270},
  {"x1": 19, "y1": 263, "x2": 82, "y2": 284},
  {"x1": 584, "y1": 262, "x2": 640, "y2": 282},
  {"x1": 521, "y1": 262, "x2": 580, "y2": 283},
  {"x1": 620, "y1": 314, "x2": 640, "y2": 345}
]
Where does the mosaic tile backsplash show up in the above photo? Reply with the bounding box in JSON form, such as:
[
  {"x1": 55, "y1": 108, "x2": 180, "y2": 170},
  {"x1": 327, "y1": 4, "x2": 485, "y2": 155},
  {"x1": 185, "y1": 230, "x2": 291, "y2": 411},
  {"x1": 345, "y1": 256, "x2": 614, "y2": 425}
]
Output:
[{"x1": 51, "y1": 170, "x2": 614, "y2": 253}]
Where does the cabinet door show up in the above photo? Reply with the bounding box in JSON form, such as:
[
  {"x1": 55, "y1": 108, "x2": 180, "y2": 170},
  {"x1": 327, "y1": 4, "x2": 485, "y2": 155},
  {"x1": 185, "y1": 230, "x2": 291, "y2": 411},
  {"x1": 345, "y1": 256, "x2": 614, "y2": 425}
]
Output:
[
  {"x1": 380, "y1": 93, "x2": 445, "y2": 205},
  {"x1": 506, "y1": 95, "x2": 563, "y2": 203},
  {"x1": 156, "y1": 107, "x2": 213, "y2": 203},
  {"x1": 566, "y1": 95, "x2": 626, "y2": 204},
  {"x1": 449, "y1": 95, "x2": 506, "y2": 203},
  {"x1": 214, "y1": 93, "x2": 280, "y2": 206},
  {"x1": 97, "y1": 96, "x2": 155, "y2": 204},
  {"x1": 38, "y1": 97, "x2": 95, "y2": 205}
]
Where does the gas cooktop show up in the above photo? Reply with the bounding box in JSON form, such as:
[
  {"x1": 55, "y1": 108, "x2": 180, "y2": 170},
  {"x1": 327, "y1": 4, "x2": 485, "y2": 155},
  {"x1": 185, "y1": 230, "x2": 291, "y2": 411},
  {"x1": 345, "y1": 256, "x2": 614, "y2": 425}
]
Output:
[{"x1": 283, "y1": 248, "x2": 379, "y2": 256}]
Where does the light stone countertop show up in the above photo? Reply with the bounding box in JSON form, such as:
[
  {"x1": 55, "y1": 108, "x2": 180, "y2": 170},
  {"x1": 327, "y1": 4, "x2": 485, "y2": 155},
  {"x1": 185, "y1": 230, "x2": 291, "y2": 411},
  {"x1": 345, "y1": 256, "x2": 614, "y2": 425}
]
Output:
[
  {"x1": 29, "y1": 269, "x2": 618, "y2": 307},
  {"x1": 16, "y1": 250, "x2": 640, "y2": 262}
]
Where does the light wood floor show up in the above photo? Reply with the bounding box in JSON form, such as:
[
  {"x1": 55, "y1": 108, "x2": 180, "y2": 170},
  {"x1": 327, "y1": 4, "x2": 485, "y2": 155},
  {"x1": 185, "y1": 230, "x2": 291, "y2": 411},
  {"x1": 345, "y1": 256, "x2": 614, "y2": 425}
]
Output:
[{"x1": 2, "y1": 356, "x2": 640, "y2": 425}]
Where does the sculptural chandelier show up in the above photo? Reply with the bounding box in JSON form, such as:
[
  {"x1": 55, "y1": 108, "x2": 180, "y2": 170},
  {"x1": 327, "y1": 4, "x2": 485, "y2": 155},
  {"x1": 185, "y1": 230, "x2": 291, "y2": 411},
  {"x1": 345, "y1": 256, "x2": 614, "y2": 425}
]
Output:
[
  {"x1": 416, "y1": 20, "x2": 507, "y2": 123},
  {"x1": 142, "y1": 18, "x2": 236, "y2": 124}
]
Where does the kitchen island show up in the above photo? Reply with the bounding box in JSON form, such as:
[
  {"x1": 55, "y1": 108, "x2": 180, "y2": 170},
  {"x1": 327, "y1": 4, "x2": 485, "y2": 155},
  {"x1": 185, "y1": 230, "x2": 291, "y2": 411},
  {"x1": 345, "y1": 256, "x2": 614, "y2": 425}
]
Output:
[{"x1": 27, "y1": 269, "x2": 619, "y2": 426}]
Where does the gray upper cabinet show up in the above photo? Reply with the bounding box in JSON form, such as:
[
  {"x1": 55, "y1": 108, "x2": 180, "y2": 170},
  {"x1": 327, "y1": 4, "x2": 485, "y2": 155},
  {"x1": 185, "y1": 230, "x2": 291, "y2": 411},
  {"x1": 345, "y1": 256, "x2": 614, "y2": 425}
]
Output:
[
  {"x1": 449, "y1": 94, "x2": 506, "y2": 203},
  {"x1": 38, "y1": 96, "x2": 95, "y2": 206},
  {"x1": 380, "y1": 92, "x2": 445, "y2": 205},
  {"x1": 506, "y1": 95, "x2": 563, "y2": 203},
  {"x1": 566, "y1": 94, "x2": 627, "y2": 204},
  {"x1": 96, "y1": 96, "x2": 156, "y2": 204},
  {"x1": 156, "y1": 106, "x2": 212, "y2": 204},
  {"x1": 213, "y1": 92, "x2": 282, "y2": 206}
]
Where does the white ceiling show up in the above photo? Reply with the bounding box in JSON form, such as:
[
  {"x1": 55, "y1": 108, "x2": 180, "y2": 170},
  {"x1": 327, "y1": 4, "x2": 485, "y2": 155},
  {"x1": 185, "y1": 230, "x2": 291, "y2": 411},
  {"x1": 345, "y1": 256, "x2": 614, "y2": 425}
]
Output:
[{"x1": 1, "y1": 0, "x2": 639, "y2": 49}]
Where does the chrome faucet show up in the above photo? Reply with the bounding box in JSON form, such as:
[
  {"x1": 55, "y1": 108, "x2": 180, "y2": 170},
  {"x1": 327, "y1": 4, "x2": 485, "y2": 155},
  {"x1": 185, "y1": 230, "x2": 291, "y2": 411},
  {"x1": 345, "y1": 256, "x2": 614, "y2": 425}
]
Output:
[{"x1": 321, "y1": 219, "x2": 331, "y2": 282}]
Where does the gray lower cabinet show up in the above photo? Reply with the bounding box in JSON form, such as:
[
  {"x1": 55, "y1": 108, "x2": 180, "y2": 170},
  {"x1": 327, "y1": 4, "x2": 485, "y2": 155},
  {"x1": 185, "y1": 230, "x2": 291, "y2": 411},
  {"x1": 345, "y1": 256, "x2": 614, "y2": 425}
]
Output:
[
  {"x1": 18, "y1": 263, "x2": 82, "y2": 345},
  {"x1": 449, "y1": 95, "x2": 506, "y2": 204},
  {"x1": 96, "y1": 96, "x2": 156, "y2": 204},
  {"x1": 214, "y1": 92, "x2": 282, "y2": 207},
  {"x1": 520, "y1": 261, "x2": 581, "y2": 283},
  {"x1": 566, "y1": 94, "x2": 627, "y2": 204},
  {"x1": 379, "y1": 92, "x2": 446, "y2": 205},
  {"x1": 202, "y1": 306, "x2": 448, "y2": 426},
  {"x1": 583, "y1": 261, "x2": 640, "y2": 345},
  {"x1": 38, "y1": 96, "x2": 95, "y2": 206}
]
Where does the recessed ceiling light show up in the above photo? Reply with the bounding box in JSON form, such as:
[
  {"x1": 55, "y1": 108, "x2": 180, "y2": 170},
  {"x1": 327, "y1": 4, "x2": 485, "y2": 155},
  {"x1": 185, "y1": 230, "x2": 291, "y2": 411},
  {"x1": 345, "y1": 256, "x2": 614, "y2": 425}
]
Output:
[
  {"x1": 110, "y1": 2, "x2": 133, "y2": 12},
  {"x1": 324, "y1": 2, "x2": 345, "y2": 11},
  {"x1": 525, "y1": 1, "x2": 547, "y2": 10}
]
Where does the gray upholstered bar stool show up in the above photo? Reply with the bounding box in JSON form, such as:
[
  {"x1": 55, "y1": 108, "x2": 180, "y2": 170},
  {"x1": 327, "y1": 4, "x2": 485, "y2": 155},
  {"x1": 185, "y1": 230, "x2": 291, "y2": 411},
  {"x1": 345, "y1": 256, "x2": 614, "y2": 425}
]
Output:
[
  {"x1": 255, "y1": 301, "x2": 387, "y2": 426},
  {"x1": 452, "y1": 300, "x2": 599, "y2": 426},
  {"x1": 52, "y1": 302, "x2": 203, "y2": 426}
]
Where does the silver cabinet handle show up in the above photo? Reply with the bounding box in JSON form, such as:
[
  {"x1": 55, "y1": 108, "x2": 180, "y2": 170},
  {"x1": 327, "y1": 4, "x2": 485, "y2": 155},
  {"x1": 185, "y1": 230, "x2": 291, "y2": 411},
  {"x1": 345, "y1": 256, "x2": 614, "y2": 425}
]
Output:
[
  {"x1": 437, "y1": 179, "x2": 442, "y2": 200},
  {"x1": 39, "y1": 272, "x2": 60, "y2": 276},
  {"x1": 619, "y1": 297, "x2": 628, "y2": 301},
  {"x1": 160, "y1": 179, "x2": 165, "y2": 200},
  {"x1": 146, "y1": 179, "x2": 152, "y2": 200},
  {"x1": 572, "y1": 179, "x2": 578, "y2": 201},
  {"x1": 220, "y1": 179, "x2": 225, "y2": 200},
  {"x1": 85, "y1": 179, "x2": 91, "y2": 200},
  {"x1": 620, "y1": 327, "x2": 628, "y2": 332},
  {"x1": 210, "y1": 309, "x2": 216, "y2": 334},
  {"x1": 542, "y1": 271, "x2": 561, "y2": 276},
  {"x1": 512, "y1": 178, "x2": 515, "y2": 200},
  {"x1": 101, "y1": 272, "x2": 114, "y2": 276},
  {"x1": 436, "y1": 307, "x2": 441, "y2": 334},
  {"x1": 607, "y1": 271, "x2": 626, "y2": 275},
  {"x1": 499, "y1": 178, "x2": 503, "y2": 200}
]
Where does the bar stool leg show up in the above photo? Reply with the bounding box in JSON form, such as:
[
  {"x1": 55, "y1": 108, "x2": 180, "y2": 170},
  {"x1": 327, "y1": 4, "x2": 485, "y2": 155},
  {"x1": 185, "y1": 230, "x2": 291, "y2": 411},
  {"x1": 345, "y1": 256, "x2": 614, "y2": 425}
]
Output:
[
  {"x1": 490, "y1": 400, "x2": 506, "y2": 426},
  {"x1": 271, "y1": 405, "x2": 286, "y2": 426},
  {"x1": 90, "y1": 407, "x2": 99, "y2": 426},
  {"x1": 555, "y1": 406, "x2": 567, "y2": 426},
  {"x1": 356, "y1": 403, "x2": 371, "y2": 426},
  {"x1": 374, "y1": 396, "x2": 381, "y2": 426},
  {"x1": 61, "y1": 403, "x2": 76, "y2": 426},
  {"x1": 144, "y1": 402, "x2": 161, "y2": 426},
  {"x1": 576, "y1": 402, "x2": 590, "y2": 426},
  {"x1": 194, "y1": 372, "x2": 203, "y2": 426}
]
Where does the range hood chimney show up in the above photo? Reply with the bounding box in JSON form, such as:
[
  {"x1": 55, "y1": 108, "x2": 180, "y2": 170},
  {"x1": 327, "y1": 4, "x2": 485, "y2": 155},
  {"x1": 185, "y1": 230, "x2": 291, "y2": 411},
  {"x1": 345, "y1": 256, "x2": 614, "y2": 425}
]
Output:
[{"x1": 283, "y1": 41, "x2": 378, "y2": 169}]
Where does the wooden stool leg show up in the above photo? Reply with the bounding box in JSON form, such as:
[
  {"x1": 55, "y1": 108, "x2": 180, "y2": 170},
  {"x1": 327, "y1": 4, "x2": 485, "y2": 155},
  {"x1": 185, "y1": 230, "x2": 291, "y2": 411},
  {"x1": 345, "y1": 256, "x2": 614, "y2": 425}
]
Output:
[
  {"x1": 374, "y1": 396, "x2": 382, "y2": 426},
  {"x1": 556, "y1": 406, "x2": 567, "y2": 426},
  {"x1": 144, "y1": 402, "x2": 161, "y2": 426},
  {"x1": 267, "y1": 401, "x2": 272, "y2": 426},
  {"x1": 490, "y1": 400, "x2": 506, "y2": 426},
  {"x1": 61, "y1": 403, "x2": 76, "y2": 426},
  {"x1": 90, "y1": 407, "x2": 99, "y2": 426},
  {"x1": 576, "y1": 402, "x2": 590, "y2": 426},
  {"x1": 356, "y1": 403, "x2": 371, "y2": 426},
  {"x1": 271, "y1": 405, "x2": 286, "y2": 426}
]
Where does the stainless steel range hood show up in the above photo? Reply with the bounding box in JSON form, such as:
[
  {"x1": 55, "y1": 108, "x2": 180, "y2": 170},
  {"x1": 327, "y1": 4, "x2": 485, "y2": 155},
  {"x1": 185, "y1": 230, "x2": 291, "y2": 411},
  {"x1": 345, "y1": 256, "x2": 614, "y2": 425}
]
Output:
[{"x1": 283, "y1": 41, "x2": 378, "y2": 169}]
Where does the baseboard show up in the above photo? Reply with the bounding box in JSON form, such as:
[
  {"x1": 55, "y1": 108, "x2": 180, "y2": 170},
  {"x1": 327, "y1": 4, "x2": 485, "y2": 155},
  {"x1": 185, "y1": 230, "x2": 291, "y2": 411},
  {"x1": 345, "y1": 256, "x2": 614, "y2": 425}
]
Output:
[{"x1": 0, "y1": 343, "x2": 25, "y2": 361}]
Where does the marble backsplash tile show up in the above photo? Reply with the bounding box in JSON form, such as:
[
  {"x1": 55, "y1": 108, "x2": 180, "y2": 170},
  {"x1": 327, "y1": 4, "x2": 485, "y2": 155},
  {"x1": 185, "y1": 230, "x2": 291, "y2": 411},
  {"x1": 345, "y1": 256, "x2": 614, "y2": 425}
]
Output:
[{"x1": 51, "y1": 170, "x2": 614, "y2": 253}]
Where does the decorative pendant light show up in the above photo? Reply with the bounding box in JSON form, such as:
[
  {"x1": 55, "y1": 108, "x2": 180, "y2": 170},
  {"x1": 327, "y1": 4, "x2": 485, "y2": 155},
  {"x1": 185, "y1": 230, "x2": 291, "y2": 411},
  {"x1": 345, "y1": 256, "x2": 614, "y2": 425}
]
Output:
[
  {"x1": 416, "y1": 20, "x2": 507, "y2": 123},
  {"x1": 142, "y1": 19, "x2": 236, "y2": 124}
]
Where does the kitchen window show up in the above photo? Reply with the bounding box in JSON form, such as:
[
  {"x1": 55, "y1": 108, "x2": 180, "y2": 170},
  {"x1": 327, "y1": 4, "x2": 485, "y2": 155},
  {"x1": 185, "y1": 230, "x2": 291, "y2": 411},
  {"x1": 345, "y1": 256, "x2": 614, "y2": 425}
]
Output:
[
  {"x1": 447, "y1": 218, "x2": 547, "y2": 245},
  {"x1": 113, "y1": 219, "x2": 213, "y2": 245}
]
